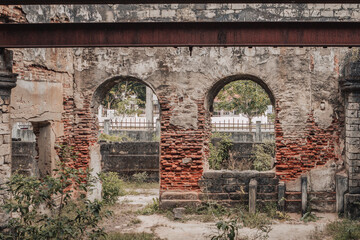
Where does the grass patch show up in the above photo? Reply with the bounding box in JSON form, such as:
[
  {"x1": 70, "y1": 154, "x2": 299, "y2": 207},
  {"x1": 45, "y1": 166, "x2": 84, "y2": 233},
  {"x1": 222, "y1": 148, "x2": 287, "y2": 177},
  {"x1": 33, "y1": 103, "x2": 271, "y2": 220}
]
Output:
[
  {"x1": 137, "y1": 198, "x2": 161, "y2": 215},
  {"x1": 107, "y1": 232, "x2": 161, "y2": 240},
  {"x1": 325, "y1": 219, "x2": 360, "y2": 240}
]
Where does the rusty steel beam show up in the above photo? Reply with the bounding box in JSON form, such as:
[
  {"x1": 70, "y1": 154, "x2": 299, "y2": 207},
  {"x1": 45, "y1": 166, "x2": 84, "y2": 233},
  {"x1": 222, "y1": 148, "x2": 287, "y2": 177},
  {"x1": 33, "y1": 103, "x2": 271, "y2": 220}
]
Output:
[
  {"x1": 1, "y1": 22, "x2": 360, "y2": 48},
  {"x1": 2, "y1": 0, "x2": 359, "y2": 4}
]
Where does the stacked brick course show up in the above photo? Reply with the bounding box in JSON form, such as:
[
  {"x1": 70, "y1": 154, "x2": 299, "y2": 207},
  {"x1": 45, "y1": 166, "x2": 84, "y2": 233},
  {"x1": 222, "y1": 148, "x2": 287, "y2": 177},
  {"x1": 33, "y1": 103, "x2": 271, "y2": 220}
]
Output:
[
  {"x1": 159, "y1": 97, "x2": 207, "y2": 191},
  {"x1": 275, "y1": 105, "x2": 340, "y2": 181},
  {"x1": 58, "y1": 95, "x2": 98, "y2": 171}
]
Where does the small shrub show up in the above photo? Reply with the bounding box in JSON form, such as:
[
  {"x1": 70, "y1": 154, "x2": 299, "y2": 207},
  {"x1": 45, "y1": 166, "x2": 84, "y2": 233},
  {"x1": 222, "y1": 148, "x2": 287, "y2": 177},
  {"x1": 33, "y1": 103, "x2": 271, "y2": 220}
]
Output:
[
  {"x1": 99, "y1": 172, "x2": 126, "y2": 204},
  {"x1": 98, "y1": 133, "x2": 134, "y2": 142},
  {"x1": 325, "y1": 219, "x2": 360, "y2": 240},
  {"x1": 209, "y1": 134, "x2": 233, "y2": 170},
  {"x1": 107, "y1": 232, "x2": 161, "y2": 240},
  {"x1": 137, "y1": 198, "x2": 160, "y2": 215},
  {"x1": 132, "y1": 172, "x2": 149, "y2": 184},
  {"x1": 252, "y1": 140, "x2": 275, "y2": 171},
  {"x1": 212, "y1": 218, "x2": 242, "y2": 240},
  {"x1": 0, "y1": 147, "x2": 109, "y2": 240}
]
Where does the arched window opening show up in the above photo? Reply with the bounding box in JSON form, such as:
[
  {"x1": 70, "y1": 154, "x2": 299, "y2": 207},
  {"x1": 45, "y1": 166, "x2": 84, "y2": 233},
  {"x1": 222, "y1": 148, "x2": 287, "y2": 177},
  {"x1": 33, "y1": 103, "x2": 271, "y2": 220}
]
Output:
[
  {"x1": 95, "y1": 79, "x2": 161, "y2": 189},
  {"x1": 209, "y1": 79, "x2": 275, "y2": 172}
]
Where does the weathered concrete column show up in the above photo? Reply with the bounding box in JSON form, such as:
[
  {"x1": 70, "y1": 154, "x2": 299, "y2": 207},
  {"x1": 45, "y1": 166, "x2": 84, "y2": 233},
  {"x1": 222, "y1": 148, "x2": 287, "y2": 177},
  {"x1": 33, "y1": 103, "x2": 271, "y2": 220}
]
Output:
[
  {"x1": 278, "y1": 181, "x2": 286, "y2": 212},
  {"x1": 336, "y1": 173, "x2": 348, "y2": 214},
  {"x1": 255, "y1": 121, "x2": 261, "y2": 142},
  {"x1": 145, "y1": 86, "x2": 154, "y2": 129},
  {"x1": 0, "y1": 48, "x2": 17, "y2": 226},
  {"x1": 301, "y1": 175, "x2": 308, "y2": 216},
  {"x1": 249, "y1": 179, "x2": 257, "y2": 214},
  {"x1": 340, "y1": 59, "x2": 360, "y2": 218}
]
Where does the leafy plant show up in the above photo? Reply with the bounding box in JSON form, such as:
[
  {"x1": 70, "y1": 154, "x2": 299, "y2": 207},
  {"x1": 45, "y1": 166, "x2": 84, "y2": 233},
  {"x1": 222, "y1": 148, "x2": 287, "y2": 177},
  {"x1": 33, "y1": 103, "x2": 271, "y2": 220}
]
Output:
[
  {"x1": 325, "y1": 219, "x2": 360, "y2": 240},
  {"x1": 301, "y1": 197, "x2": 318, "y2": 223},
  {"x1": 132, "y1": 172, "x2": 149, "y2": 184},
  {"x1": 252, "y1": 140, "x2": 275, "y2": 171},
  {"x1": 0, "y1": 147, "x2": 109, "y2": 240},
  {"x1": 211, "y1": 218, "x2": 242, "y2": 240},
  {"x1": 209, "y1": 134, "x2": 233, "y2": 170},
  {"x1": 99, "y1": 172, "x2": 126, "y2": 204},
  {"x1": 98, "y1": 133, "x2": 134, "y2": 142},
  {"x1": 137, "y1": 198, "x2": 160, "y2": 215},
  {"x1": 107, "y1": 232, "x2": 162, "y2": 240}
]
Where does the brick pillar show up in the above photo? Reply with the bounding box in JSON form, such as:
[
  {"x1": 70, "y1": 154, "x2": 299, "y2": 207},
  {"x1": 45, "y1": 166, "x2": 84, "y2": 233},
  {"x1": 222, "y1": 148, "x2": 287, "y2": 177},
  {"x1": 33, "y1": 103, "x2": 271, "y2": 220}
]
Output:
[
  {"x1": 341, "y1": 60, "x2": 360, "y2": 218},
  {"x1": 0, "y1": 48, "x2": 17, "y2": 226}
]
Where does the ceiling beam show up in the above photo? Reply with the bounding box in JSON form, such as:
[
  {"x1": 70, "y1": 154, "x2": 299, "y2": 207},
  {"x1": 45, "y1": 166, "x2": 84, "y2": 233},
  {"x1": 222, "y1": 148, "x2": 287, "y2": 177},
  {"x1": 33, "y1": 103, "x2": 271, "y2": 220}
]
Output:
[
  {"x1": 1, "y1": 22, "x2": 360, "y2": 48},
  {"x1": 1, "y1": 0, "x2": 359, "y2": 4}
]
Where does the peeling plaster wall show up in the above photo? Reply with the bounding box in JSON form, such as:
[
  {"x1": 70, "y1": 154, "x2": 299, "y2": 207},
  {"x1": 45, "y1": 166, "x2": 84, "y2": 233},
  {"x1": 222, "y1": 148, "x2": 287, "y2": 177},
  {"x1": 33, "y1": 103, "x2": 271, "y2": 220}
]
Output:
[
  {"x1": 72, "y1": 46, "x2": 347, "y2": 193},
  {"x1": 3, "y1": 4, "x2": 358, "y2": 208},
  {"x1": 22, "y1": 4, "x2": 360, "y2": 23}
]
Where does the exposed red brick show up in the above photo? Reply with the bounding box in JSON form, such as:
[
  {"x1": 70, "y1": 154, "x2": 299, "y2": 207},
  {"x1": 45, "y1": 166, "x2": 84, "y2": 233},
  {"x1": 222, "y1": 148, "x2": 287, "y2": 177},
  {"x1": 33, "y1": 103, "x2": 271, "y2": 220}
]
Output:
[{"x1": 275, "y1": 104, "x2": 340, "y2": 181}]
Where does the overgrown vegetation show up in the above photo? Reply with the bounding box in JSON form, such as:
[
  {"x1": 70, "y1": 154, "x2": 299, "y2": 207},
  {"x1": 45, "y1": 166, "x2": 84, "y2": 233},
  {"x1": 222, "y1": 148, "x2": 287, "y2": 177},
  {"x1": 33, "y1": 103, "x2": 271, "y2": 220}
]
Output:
[
  {"x1": 107, "y1": 232, "x2": 162, "y2": 240},
  {"x1": 209, "y1": 133, "x2": 233, "y2": 170},
  {"x1": 98, "y1": 133, "x2": 134, "y2": 142},
  {"x1": 209, "y1": 133, "x2": 275, "y2": 172},
  {"x1": 137, "y1": 198, "x2": 161, "y2": 215},
  {"x1": 0, "y1": 148, "x2": 110, "y2": 240},
  {"x1": 251, "y1": 140, "x2": 275, "y2": 171},
  {"x1": 99, "y1": 172, "x2": 126, "y2": 204},
  {"x1": 132, "y1": 172, "x2": 149, "y2": 184},
  {"x1": 311, "y1": 219, "x2": 360, "y2": 240}
]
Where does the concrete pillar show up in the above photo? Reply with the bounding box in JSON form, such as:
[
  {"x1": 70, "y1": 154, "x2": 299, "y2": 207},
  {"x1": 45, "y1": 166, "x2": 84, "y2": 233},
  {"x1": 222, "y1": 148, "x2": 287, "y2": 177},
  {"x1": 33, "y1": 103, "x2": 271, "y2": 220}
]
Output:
[
  {"x1": 278, "y1": 181, "x2": 286, "y2": 211},
  {"x1": 340, "y1": 59, "x2": 360, "y2": 218},
  {"x1": 255, "y1": 121, "x2": 261, "y2": 142},
  {"x1": 145, "y1": 87, "x2": 153, "y2": 129},
  {"x1": 0, "y1": 48, "x2": 17, "y2": 226},
  {"x1": 336, "y1": 173, "x2": 348, "y2": 214},
  {"x1": 301, "y1": 175, "x2": 308, "y2": 216},
  {"x1": 104, "y1": 119, "x2": 110, "y2": 135},
  {"x1": 249, "y1": 179, "x2": 257, "y2": 214}
]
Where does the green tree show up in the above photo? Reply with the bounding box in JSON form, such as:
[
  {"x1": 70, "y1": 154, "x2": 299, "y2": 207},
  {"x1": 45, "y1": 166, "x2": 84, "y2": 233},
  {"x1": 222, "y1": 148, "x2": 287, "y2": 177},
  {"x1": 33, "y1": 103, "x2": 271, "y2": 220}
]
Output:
[
  {"x1": 214, "y1": 80, "x2": 271, "y2": 131},
  {"x1": 101, "y1": 81, "x2": 146, "y2": 117}
]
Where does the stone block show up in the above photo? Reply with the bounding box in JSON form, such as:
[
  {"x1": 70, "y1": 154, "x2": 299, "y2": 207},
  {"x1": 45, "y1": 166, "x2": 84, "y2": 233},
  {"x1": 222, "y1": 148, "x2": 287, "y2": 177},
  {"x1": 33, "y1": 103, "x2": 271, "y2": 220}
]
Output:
[
  {"x1": 258, "y1": 171, "x2": 276, "y2": 178},
  {"x1": 160, "y1": 200, "x2": 201, "y2": 209},
  {"x1": 344, "y1": 193, "x2": 360, "y2": 219},
  {"x1": 1, "y1": 114, "x2": 9, "y2": 123},
  {"x1": 3, "y1": 135, "x2": 10, "y2": 144},
  {"x1": 161, "y1": 191, "x2": 198, "y2": 200},
  {"x1": 173, "y1": 207, "x2": 185, "y2": 219},
  {"x1": 0, "y1": 124, "x2": 9, "y2": 135},
  {"x1": 0, "y1": 144, "x2": 10, "y2": 155}
]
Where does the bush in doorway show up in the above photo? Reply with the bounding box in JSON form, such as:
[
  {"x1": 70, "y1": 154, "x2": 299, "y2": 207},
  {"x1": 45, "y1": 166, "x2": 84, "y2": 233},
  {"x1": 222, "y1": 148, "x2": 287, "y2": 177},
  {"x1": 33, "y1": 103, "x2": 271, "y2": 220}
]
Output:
[
  {"x1": 0, "y1": 148, "x2": 110, "y2": 240},
  {"x1": 208, "y1": 133, "x2": 233, "y2": 170},
  {"x1": 99, "y1": 172, "x2": 126, "y2": 204},
  {"x1": 252, "y1": 139, "x2": 275, "y2": 171}
]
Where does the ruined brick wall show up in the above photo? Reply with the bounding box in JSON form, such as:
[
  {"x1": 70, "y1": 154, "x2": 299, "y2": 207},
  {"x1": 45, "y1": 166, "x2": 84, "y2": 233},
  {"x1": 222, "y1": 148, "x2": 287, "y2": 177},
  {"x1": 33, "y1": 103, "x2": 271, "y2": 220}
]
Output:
[
  {"x1": 3, "y1": 4, "x2": 360, "y2": 209},
  {"x1": 71, "y1": 47, "x2": 347, "y2": 198},
  {"x1": 275, "y1": 109, "x2": 341, "y2": 181}
]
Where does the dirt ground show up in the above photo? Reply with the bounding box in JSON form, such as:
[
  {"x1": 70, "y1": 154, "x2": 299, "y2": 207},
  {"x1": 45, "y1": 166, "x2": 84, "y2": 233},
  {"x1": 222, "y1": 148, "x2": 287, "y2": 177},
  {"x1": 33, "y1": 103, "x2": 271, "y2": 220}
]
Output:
[{"x1": 100, "y1": 188, "x2": 338, "y2": 240}]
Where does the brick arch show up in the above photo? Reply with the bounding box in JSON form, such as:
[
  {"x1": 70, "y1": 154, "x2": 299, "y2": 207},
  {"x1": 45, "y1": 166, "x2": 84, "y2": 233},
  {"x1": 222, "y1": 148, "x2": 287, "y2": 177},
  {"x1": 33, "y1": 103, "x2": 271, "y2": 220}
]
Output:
[
  {"x1": 91, "y1": 75, "x2": 159, "y2": 113},
  {"x1": 205, "y1": 74, "x2": 276, "y2": 113}
]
